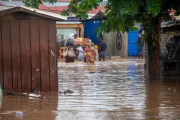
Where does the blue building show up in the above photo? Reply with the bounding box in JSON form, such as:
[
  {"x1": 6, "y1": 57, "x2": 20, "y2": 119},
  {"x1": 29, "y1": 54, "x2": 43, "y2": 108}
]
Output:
[
  {"x1": 128, "y1": 23, "x2": 142, "y2": 56},
  {"x1": 83, "y1": 11, "x2": 106, "y2": 45}
]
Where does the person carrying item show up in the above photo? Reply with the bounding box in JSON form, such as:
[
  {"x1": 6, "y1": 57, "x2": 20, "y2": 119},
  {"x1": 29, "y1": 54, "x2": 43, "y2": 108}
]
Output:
[
  {"x1": 98, "y1": 39, "x2": 107, "y2": 61},
  {"x1": 66, "y1": 33, "x2": 76, "y2": 47},
  {"x1": 64, "y1": 46, "x2": 76, "y2": 63},
  {"x1": 63, "y1": 33, "x2": 77, "y2": 63},
  {"x1": 87, "y1": 36, "x2": 92, "y2": 42},
  {"x1": 84, "y1": 41, "x2": 96, "y2": 64}
]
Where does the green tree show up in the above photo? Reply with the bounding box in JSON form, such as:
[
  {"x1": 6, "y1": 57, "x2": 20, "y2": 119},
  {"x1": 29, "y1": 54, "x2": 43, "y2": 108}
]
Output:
[
  {"x1": 23, "y1": 0, "x2": 57, "y2": 8},
  {"x1": 62, "y1": 0, "x2": 180, "y2": 77}
]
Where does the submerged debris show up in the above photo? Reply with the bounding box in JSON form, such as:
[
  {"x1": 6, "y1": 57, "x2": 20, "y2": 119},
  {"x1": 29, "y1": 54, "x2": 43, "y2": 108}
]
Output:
[
  {"x1": 59, "y1": 91, "x2": 62, "y2": 94},
  {"x1": 66, "y1": 89, "x2": 74, "y2": 93},
  {"x1": 30, "y1": 89, "x2": 40, "y2": 94},
  {"x1": 62, "y1": 89, "x2": 74, "y2": 95},
  {"x1": 16, "y1": 111, "x2": 23, "y2": 118},
  {"x1": 63, "y1": 91, "x2": 67, "y2": 94},
  {"x1": 29, "y1": 94, "x2": 41, "y2": 98}
]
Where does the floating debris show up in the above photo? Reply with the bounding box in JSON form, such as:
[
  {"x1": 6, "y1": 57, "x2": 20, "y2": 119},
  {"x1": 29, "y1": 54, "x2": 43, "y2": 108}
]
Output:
[
  {"x1": 51, "y1": 50, "x2": 55, "y2": 57},
  {"x1": 30, "y1": 89, "x2": 39, "y2": 94},
  {"x1": 16, "y1": 111, "x2": 23, "y2": 118},
  {"x1": 89, "y1": 72, "x2": 95, "y2": 73},
  {"x1": 63, "y1": 91, "x2": 67, "y2": 94},
  {"x1": 62, "y1": 89, "x2": 74, "y2": 94},
  {"x1": 66, "y1": 89, "x2": 74, "y2": 93},
  {"x1": 29, "y1": 94, "x2": 41, "y2": 98}
]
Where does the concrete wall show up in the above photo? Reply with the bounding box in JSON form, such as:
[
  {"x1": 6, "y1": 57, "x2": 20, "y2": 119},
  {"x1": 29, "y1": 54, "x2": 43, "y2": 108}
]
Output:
[
  {"x1": 103, "y1": 32, "x2": 128, "y2": 58},
  {"x1": 160, "y1": 32, "x2": 176, "y2": 55},
  {"x1": 144, "y1": 32, "x2": 175, "y2": 77}
]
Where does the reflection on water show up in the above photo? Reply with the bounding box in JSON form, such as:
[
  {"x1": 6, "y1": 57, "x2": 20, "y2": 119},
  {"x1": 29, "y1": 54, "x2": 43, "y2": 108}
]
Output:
[{"x1": 1, "y1": 59, "x2": 180, "y2": 120}]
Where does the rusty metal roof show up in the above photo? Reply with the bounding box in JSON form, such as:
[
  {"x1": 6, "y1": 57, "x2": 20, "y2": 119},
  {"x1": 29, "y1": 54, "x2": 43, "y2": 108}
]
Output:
[
  {"x1": 161, "y1": 20, "x2": 180, "y2": 33},
  {"x1": 91, "y1": 11, "x2": 106, "y2": 20},
  {"x1": 83, "y1": 11, "x2": 106, "y2": 21},
  {"x1": 161, "y1": 21, "x2": 180, "y2": 28},
  {"x1": 0, "y1": 5, "x2": 67, "y2": 20}
]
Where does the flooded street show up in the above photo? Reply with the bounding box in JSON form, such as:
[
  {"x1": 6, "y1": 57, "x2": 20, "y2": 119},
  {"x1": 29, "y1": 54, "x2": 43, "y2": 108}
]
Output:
[{"x1": 1, "y1": 58, "x2": 180, "y2": 120}]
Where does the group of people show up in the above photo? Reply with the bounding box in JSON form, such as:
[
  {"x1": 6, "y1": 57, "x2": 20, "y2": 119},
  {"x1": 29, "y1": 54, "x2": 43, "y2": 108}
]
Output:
[{"x1": 63, "y1": 33, "x2": 107, "y2": 64}]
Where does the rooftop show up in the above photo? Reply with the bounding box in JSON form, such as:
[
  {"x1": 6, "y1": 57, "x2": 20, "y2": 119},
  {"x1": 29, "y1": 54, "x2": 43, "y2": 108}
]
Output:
[
  {"x1": 39, "y1": 5, "x2": 105, "y2": 14},
  {"x1": 0, "y1": 4, "x2": 67, "y2": 20},
  {"x1": 56, "y1": 21, "x2": 82, "y2": 24}
]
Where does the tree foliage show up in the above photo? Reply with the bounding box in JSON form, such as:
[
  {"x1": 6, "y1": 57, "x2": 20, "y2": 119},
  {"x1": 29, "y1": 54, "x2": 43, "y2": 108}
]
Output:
[
  {"x1": 23, "y1": 0, "x2": 57, "y2": 8},
  {"x1": 62, "y1": 0, "x2": 180, "y2": 43},
  {"x1": 61, "y1": 0, "x2": 101, "y2": 20}
]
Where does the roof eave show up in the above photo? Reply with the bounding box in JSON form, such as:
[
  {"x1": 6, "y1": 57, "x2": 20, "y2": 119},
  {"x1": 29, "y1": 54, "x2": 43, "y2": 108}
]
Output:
[
  {"x1": 0, "y1": 5, "x2": 67, "y2": 21},
  {"x1": 0, "y1": 7, "x2": 20, "y2": 17},
  {"x1": 19, "y1": 7, "x2": 64, "y2": 21}
]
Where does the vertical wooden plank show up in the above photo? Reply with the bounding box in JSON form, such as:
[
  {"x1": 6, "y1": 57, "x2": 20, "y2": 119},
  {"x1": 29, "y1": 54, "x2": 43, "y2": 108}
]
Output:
[
  {"x1": 50, "y1": 93, "x2": 58, "y2": 110},
  {"x1": 40, "y1": 20, "x2": 50, "y2": 92},
  {"x1": 20, "y1": 20, "x2": 31, "y2": 92},
  {"x1": 0, "y1": 21, "x2": 3, "y2": 87},
  {"x1": 1, "y1": 20, "x2": 13, "y2": 91},
  {"x1": 11, "y1": 20, "x2": 21, "y2": 92},
  {"x1": 30, "y1": 19, "x2": 41, "y2": 91},
  {"x1": 49, "y1": 21, "x2": 58, "y2": 92}
]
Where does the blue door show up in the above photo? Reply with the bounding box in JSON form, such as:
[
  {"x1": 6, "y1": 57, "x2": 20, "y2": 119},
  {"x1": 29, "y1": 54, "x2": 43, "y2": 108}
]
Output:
[
  {"x1": 128, "y1": 31, "x2": 139, "y2": 56},
  {"x1": 84, "y1": 21, "x2": 101, "y2": 45}
]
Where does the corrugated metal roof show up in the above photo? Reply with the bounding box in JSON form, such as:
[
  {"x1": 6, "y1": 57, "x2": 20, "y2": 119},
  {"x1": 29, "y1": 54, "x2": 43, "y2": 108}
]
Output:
[
  {"x1": 0, "y1": 5, "x2": 67, "y2": 20},
  {"x1": 0, "y1": 1, "x2": 69, "y2": 7},
  {"x1": 21, "y1": 5, "x2": 67, "y2": 20},
  {"x1": 0, "y1": 6, "x2": 14, "y2": 11},
  {"x1": 91, "y1": 11, "x2": 106, "y2": 20},
  {"x1": 38, "y1": 5, "x2": 105, "y2": 14},
  {"x1": 83, "y1": 12, "x2": 106, "y2": 21},
  {"x1": 56, "y1": 21, "x2": 82, "y2": 24},
  {"x1": 0, "y1": 1, "x2": 24, "y2": 6},
  {"x1": 161, "y1": 21, "x2": 180, "y2": 28}
]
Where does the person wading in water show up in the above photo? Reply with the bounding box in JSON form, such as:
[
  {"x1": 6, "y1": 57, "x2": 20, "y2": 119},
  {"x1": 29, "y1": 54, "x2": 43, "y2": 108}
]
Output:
[
  {"x1": 64, "y1": 33, "x2": 76, "y2": 63},
  {"x1": 84, "y1": 41, "x2": 96, "y2": 64},
  {"x1": 98, "y1": 39, "x2": 107, "y2": 61},
  {"x1": 136, "y1": 30, "x2": 144, "y2": 59}
]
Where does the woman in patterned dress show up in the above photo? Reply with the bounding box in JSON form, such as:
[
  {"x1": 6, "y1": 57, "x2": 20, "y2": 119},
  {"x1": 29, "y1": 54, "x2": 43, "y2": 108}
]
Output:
[{"x1": 84, "y1": 41, "x2": 96, "y2": 64}]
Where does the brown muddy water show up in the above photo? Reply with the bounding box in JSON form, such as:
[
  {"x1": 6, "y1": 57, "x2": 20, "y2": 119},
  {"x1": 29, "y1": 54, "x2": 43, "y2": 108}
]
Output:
[{"x1": 1, "y1": 59, "x2": 180, "y2": 120}]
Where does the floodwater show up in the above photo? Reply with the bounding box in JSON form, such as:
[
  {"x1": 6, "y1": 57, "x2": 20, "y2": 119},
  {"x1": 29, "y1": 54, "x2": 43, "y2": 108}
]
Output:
[{"x1": 1, "y1": 58, "x2": 180, "y2": 120}]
